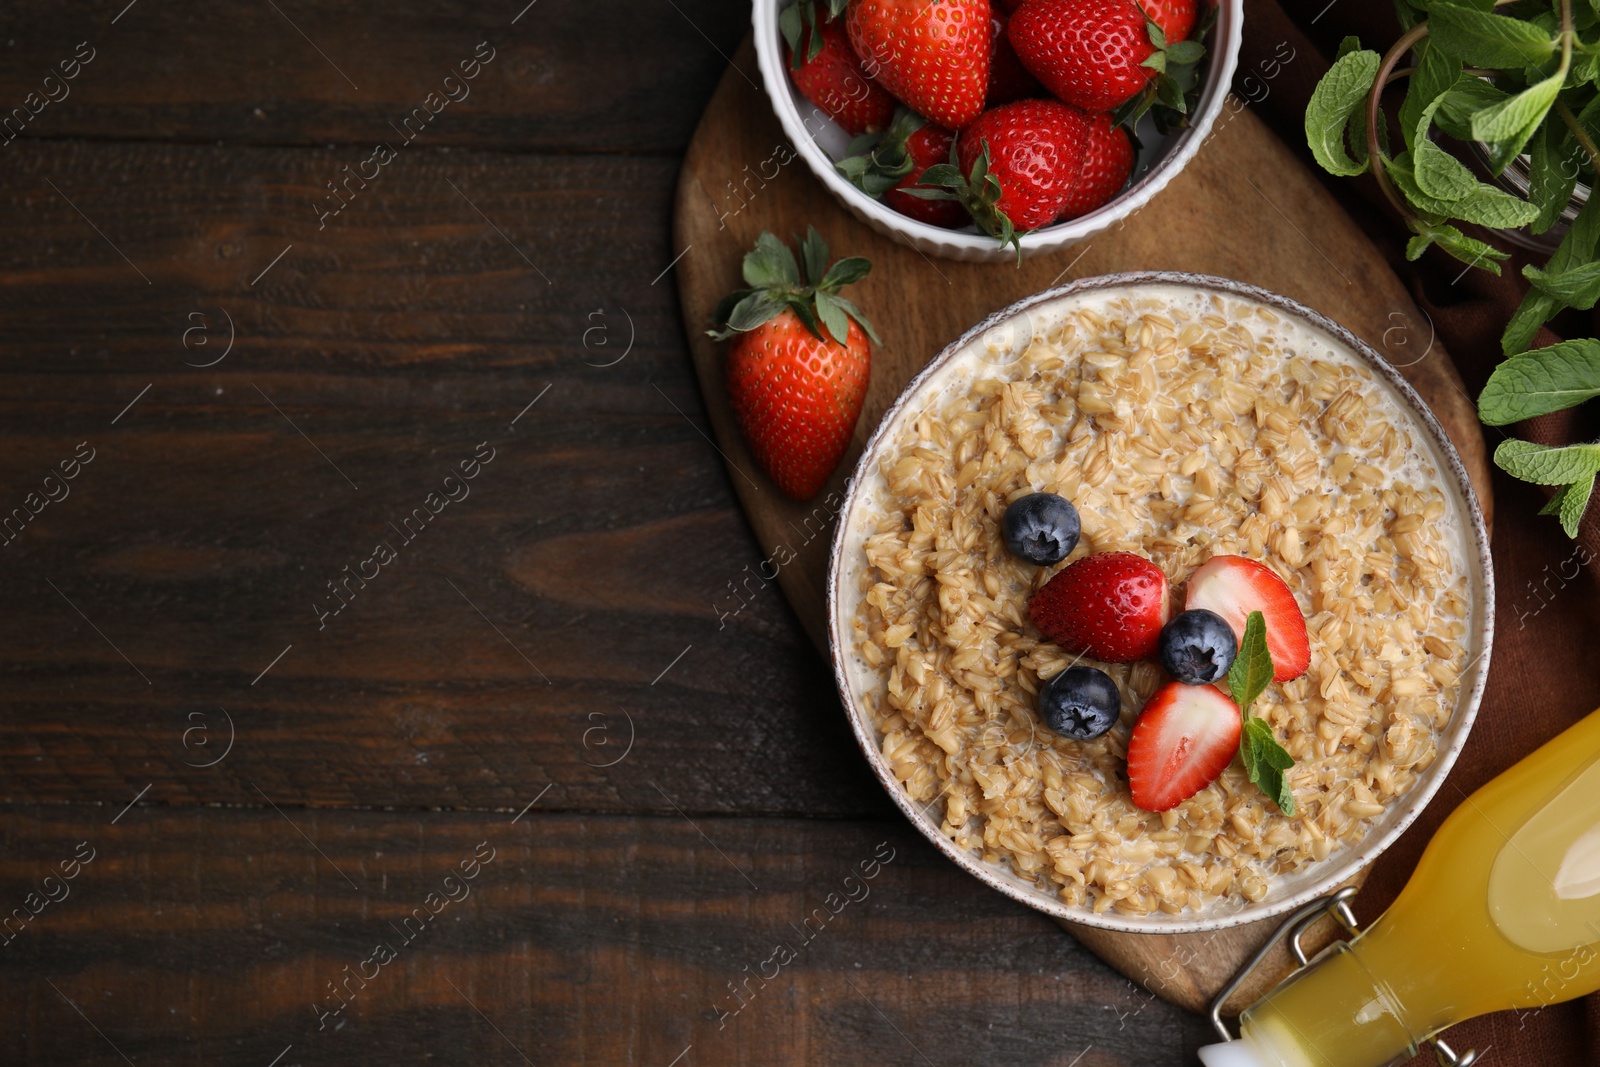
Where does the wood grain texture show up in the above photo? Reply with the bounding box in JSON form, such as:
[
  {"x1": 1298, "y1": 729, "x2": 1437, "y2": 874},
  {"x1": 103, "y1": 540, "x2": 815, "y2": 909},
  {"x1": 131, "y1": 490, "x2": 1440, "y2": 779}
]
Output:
[
  {"x1": 0, "y1": 0, "x2": 751, "y2": 154},
  {"x1": 0, "y1": 805, "x2": 1215, "y2": 1066},
  {"x1": 0, "y1": 137, "x2": 896, "y2": 818},
  {"x1": 672, "y1": 38, "x2": 1495, "y2": 1012}
]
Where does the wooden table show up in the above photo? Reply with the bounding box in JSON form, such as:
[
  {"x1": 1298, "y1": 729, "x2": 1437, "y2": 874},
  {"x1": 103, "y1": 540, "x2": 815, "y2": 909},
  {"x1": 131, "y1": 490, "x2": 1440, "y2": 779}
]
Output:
[{"x1": 0, "y1": 2, "x2": 1216, "y2": 1062}]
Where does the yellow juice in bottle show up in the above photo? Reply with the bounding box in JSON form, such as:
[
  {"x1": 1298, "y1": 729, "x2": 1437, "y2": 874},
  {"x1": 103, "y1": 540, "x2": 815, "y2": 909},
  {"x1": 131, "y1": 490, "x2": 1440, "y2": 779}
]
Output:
[{"x1": 1200, "y1": 708, "x2": 1600, "y2": 1067}]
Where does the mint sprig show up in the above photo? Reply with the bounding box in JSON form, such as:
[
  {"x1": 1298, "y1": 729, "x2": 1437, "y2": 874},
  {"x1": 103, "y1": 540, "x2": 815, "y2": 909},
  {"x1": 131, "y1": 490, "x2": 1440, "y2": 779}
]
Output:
[
  {"x1": 1229, "y1": 611, "x2": 1296, "y2": 817},
  {"x1": 1304, "y1": 0, "x2": 1600, "y2": 540}
]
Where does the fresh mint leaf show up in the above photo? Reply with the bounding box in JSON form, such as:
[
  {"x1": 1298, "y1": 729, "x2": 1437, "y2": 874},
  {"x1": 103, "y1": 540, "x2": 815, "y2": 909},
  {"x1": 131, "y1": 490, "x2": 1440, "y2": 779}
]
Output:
[
  {"x1": 1479, "y1": 339, "x2": 1600, "y2": 423},
  {"x1": 1227, "y1": 611, "x2": 1273, "y2": 715},
  {"x1": 1541, "y1": 473, "x2": 1597, "y2": 537},
  {"x1": 1414, "y1": 125, "x2": 1482, "y2": 199},
  {"x1": 1528, "y1": 122, "x2": 1581, "y2": 235},
  {"x1": 1503, "y1": 192, "x2": 1600, "y2": 354},
  {"x1": 1429, "y1": 6, "x2": 1559, "y2": 69},
  {"x1": 1450, "y1": 186, "x2": 1541, "y2": 228},
  {"x1": 1241, "y1": 718, "x2": 1297, "y2": 817},
  {"x1": 1434, "y1": 223, "x2": 1510, "y2": 274},
  {"x1": 1503, "y1": 291, "x2": 1559, "y2": 356},
  {"x1": 1400, "y1": 45, "x2": 1463, "y2": 152},
  {"x1": 1307, "y1": 49, "x2": 1381, "y2": 177},
  {"x1": 1386, "y1": 153, "x2": 1539, "y2": 228},
  {"x1": 1335, "y1": 35, "x2": 1362, "y2": 60},
  {"x1": 1227, "y1": 611, "x2": 1296, "y2": 816},
  {"x1": 1493, "y1": 438, "x2": 1600, "y2": 484},
  {"x1": 1524, "y1": 262, "x2": 1600, "y2": 309},
  {"x1": 1435, "y1": 75, "x2": 1510, "y2": 141},
  {"x1": 1386, "y1": 153, "x2": 1462, "y2": 215},
  {"x1": 1472, "y1": 70, "x2": 1564, "y2": 175}
]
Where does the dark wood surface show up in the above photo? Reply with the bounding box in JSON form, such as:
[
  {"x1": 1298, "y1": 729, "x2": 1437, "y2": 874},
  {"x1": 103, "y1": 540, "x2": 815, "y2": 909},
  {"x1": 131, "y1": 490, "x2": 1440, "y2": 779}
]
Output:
[{"x1": 0, "y1": 1, "x2": 1222, "y2": 1062}]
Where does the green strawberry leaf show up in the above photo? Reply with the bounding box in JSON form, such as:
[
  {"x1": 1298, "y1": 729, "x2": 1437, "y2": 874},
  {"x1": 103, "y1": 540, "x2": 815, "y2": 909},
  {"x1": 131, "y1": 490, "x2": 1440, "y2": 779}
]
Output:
[
  {"x1": 813, "y1": 289, "x2": 850, "y2": 346},
  {"x1": 830, "y1": 294, "x2": 881, "y2": 346},
  {"x1": 1165, "y1": 40, "x2": 1204, "y2": 65},
  {"x1": 820, "y1": 255, "x2": 871, "y2": 291},
  {"x1": 1228, "y1": 611, "x2": 1273, "y2": 715},
  {"x1": 725, "y1": 290, "x2": 788, "y2": 333},
  {"x1": 1306, "y1": 48, "x2": 1382, "y2": 177},
  {"x1": 790, "y1": 297, "x2": 823, "y2": 341},
  {"x1": 779, "y1": 2, "x2": 805, "y2": 69},
  {"x1": 799, "y1": 226, "x2": 829, "y2": 288},
  {"x1": 743, "y1": 231, "x2": 801, "y2": 289}
]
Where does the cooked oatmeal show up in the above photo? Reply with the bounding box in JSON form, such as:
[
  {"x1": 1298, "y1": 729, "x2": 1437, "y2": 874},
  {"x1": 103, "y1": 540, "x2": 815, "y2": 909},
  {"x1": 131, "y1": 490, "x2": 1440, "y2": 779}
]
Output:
[{"x1": 847, "y1": 287, "x2": 1473, "y2": 916}]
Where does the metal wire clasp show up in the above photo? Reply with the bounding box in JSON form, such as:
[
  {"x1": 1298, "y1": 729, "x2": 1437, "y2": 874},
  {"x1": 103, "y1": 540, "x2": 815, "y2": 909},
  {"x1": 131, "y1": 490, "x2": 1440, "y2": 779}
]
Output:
[{"x1": 1205, "y1": 886, "x2": 1480, "y2": 1067}]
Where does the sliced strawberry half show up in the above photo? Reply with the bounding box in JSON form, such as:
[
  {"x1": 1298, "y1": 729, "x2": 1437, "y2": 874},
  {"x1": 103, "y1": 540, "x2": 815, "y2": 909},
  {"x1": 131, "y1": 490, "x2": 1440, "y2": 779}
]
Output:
[
  {"x1": 1027, "y1": 551, "x2": 1169, "y2": 662},
  {"x1": 1127, "y1": 681, "x2": 1241, "y2": 812},
  {"x1": 1184, "y1": 555, "x2": 1311, "y2": 682}
]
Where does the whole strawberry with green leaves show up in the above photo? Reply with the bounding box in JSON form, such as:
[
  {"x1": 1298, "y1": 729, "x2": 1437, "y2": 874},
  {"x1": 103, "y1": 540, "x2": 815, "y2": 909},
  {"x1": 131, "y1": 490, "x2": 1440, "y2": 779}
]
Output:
[
  {"x1": 906, "y1": 98, "x2": 1091, "y2": 254},
  {"x1": 710, "y1": 229, "x2": 879, "y2": 501}
]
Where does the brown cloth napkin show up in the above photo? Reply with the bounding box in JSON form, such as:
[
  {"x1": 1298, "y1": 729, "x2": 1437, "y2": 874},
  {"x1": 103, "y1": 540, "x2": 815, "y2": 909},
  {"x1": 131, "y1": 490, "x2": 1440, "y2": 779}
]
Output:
[{"x1": 1236, "y1": 3, "x2": 1600, "y2": 1063}]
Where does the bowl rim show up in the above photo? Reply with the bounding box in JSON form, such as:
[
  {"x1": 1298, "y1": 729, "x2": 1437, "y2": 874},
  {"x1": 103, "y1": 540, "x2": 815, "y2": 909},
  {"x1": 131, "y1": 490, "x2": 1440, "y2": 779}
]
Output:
[
  {"x1": 824, "y1": 271, "x2": 1496, "y2": 934},
  {"x1": 750, "y1": 0, "x2": 1246, "y2": 256}
]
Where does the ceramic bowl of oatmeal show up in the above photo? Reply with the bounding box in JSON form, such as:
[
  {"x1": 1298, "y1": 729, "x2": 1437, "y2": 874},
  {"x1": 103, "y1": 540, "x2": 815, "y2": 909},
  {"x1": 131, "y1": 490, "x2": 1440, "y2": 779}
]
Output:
[{"x1": 826, "y1": 272, "x2": 1494, "y2": 933}]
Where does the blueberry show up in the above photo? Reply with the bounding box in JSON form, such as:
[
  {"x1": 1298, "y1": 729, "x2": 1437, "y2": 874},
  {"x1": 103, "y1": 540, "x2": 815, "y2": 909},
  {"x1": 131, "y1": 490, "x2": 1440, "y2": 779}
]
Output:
[
  {"x1": 1158, "y1": 609, "x2": 1239, "y2": 685},
  {"x1": 1003, "y1": 492, "x2": 1080, "y2": 566},
  {"x1": 1038, "y1": 665, "x2": 1121, "y2": 740}
]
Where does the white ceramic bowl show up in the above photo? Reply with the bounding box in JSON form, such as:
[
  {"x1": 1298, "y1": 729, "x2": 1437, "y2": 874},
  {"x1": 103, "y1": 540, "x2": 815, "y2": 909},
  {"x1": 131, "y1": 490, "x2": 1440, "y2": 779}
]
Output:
[
  {"x1": 751, "y1": 0, "x2": 1244, "y2": 262},
  {"x1": 826, "y1": 273, "x2": 1495, "y2": 933}
]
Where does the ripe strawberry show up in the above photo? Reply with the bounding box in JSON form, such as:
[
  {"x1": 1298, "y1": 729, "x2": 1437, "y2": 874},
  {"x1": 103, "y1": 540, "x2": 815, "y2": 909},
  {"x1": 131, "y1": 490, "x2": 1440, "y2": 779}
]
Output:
[
  {"x1": 1027, "y1": 551, "x2": 1169, "y2": 662},
  {"x1": 987, "y1": 10, "x2": 1043, "y2": 108},
  {"x1": 1139, "y1": 0, "x2": 1196, "y2": 43},
  {"x1": 846, "y1": 0, "x2": 991, "y2": 130},
  {"x1": 836, "y1": 108, "x2": 968, "y2": 228},
  {"x1": 1184, "y1": 555, "x2": 1311, "y2": 682},
  {"x1": 1059, "y1": 110, "x2": 1135, "y2": 219},
  {"x1": 710, "y1": 228, "x2": 879, "y2": 501},
  {"x1": 908, "y1": 99, "x2": 1090, "y2": 251},
  {"x1": 1008, "y1": 0, "x2": 1156, "y2": 111},
  {"x1": 782, "y1": 2, "x2": 896, "y2": 136},
  {"x1": 1126, "y1": 682, "x2": 1242, "y2": 811}
]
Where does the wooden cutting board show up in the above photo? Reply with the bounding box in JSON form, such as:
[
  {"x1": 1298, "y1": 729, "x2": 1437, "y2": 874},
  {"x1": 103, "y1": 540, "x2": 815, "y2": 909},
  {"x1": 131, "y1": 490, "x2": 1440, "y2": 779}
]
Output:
[{"x1": 672, "y1": 37, "x2": 1493, "y2": 1015}]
